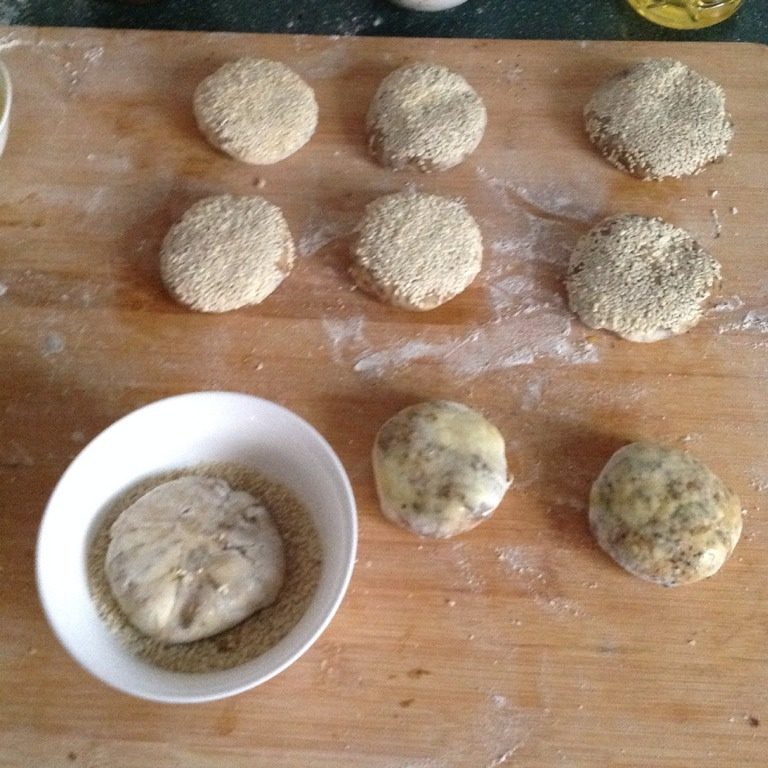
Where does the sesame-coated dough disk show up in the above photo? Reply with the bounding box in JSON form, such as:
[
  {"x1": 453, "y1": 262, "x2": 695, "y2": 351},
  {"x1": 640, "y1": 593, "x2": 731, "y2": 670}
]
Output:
[
  {"x1": 584, "y1": 58, "x2": 733, "y2": 180},
  {"x1": 589, "y1": 442, "x2": 743, "y2": 586},
  {"x1": 373, "y1": 401, "x2": 510, "y2": 539},
  {"x1": 566, "y1": 214, "x2": 720, "y2": 342},
  {"x1": 351, "y1": 191, "x2": 483, "y2": 311},
  {"x1": 367, "y1": 62, "x2": 487, "y2": 172},
  {"x1": 194, "y1": 58, "x2": 318, "y2": 165},
  {"x1": 160, "y1": 194, "x2": 295, "y2": 313}
]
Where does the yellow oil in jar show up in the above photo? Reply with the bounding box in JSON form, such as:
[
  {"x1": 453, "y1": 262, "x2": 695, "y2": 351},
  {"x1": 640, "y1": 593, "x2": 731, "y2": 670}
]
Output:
[{"x1": 626, "y1": 0, "x2": 742, "y2": 29}]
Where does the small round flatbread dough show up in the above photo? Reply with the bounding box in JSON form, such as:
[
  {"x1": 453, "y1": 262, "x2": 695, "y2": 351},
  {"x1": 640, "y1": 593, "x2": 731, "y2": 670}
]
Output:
[
  {"x1": 105, "y1": 476, "x2": 285, "y2": 643},
  {"x1": 160, "y1": 194, "x2": 295, "y2": 313},
  {"x1": 351, "y1": 191, "x2": 483, "y2": 311},
  {"x1": 566, "y1": 214, "x2": 720, "y2": 342},
  {"x1": 373, "y1": 401, "x2": 510, "y2": 539},
  {"x1": 366, "y1": 63, "x2": 487, "y2": 172},
  {"x1": 589, "y1": 442, "x2": 743, "y2": 586},
  {"x1": 584, "y1": 58, "x2": 733, "y2": 180},
  {"x1": 193, "y1": 58, "x2": 318, "y2": 164}
]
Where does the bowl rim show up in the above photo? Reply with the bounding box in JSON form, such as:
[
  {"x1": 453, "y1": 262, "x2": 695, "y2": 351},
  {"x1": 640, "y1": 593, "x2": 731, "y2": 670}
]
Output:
[
  {"x1": 35, "y1": 390, "x2": 358, "y2": 703},
  {"x1": 0, "y1": 59, "x2": 12, "y2": 133}
]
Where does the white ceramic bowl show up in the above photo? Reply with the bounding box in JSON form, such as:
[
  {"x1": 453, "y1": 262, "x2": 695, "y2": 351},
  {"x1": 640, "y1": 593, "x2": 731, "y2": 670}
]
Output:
[
  {"x1": 0, "y1": 60, "x2": 11, "y2": 156},
  {"x1": 36, "y1": 392, "x2": 357, "y2": 703},
  {"x1": 388, "y1": 0, "x2": 470, "y2": 10}
]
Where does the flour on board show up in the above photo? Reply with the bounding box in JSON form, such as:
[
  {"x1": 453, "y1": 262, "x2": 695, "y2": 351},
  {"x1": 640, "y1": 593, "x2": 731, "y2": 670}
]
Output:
[
  {"x1": 297, "y1": 205, "x2": 358, "y2": 259},
  {"x1": 709, "y1": 295, "x2": 745, "y2": 314},
  {"x1": 719, "y1": 309, "x2": 768, "y2": 335},
  {"x1": 476, "y1": 165, "x2": 605, "y2": 224},
  {"x1": 295, "y1": 43, "x2": 353, "y2": 80},
  {"x1": 327, "y1": 209, "x2": 599, "y2": 377},
  {"x1": 42, "y1": 331, "x2": 65, "y2": 356}
]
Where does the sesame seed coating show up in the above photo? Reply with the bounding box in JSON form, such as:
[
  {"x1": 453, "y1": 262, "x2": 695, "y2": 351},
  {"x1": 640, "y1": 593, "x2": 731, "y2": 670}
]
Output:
[
  {"x1": 566, "y1": 214, "x2": 720, "y2": 342},
  {"x1": 351, "y1": 190, "x2": 483, "y2": 311},
  {"x1": 194, "y1": 58, "x2": 318, "y2": 165},
  {"x1": 160, "y1": 194, "x2": 295, "y2": 313},
  {"x1": 366, "y1": 63, "x2": 487, "y2": 172},
  {"x1": 585, "y1": 58, "x2": 733, "y2": 180}
]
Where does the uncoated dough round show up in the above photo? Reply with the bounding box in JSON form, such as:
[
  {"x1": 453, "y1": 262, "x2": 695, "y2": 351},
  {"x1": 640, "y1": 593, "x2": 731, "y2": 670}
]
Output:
[
  {"x1": 566, "y1": 214, "x2": 720, "y2": 342},
  {"x1": 351, "y1": 190, "x2": 483, "y2": 311},
  {"x1": 366, "y1": 62, "x2": 487, "y2": 172},
  {"x1": 584, "y1": 58, "x2": 733, "y2": 180},
  {"x1": 193, "y1": 58, "x2": 318, "y2": 164},
  {"x1": 105, "y1": 476, "x2": 286, "y2": 643},
  {"x1": 589, "y1": 443, "x2": 742, "y2": 586},
  {"x1": 160, "y1": 194, "x2": 295, "y2": 313},
  {"x1": 372, "y1": 401, "x2": 510, "y2": 539}
]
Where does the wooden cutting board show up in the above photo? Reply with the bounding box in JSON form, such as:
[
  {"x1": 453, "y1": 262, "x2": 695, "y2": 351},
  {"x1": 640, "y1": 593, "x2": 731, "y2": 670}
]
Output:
[{"x1": 1, "y1": 25, "x2": 766, "y2": 768}]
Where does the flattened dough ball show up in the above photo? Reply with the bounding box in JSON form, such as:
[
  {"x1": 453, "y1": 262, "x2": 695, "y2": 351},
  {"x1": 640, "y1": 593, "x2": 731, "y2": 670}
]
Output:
[
  {"x1": 566, "y1": 214, "x2": 720, "y2": 342},
  {"x1": 584, "y1": 58, "x2": 733, "y2": 180},
  {"x1": 351, "y1": 191, "x2": 483, "y2": 311},
  {"x1": 373, "y1": 401, "x2": 510, "y2": 538},
  {"x1": 160, "y1": 194, "x2": 295, "y2": 313},
  {"x1": 194, "y1": 58, "x2": 318, "y2": 164},
  {"x1": 590, "y1": 443, "x2": 742, "y2": 586},
  {"x1": 105, "y1": 476, "x2": 285, "y2": 643},
  {"x1": 366, "y1": 63, "x2": 487, "y2": 172}
]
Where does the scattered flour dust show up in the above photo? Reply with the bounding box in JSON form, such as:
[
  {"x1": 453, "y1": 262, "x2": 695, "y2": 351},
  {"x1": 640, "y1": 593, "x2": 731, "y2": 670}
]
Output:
[
  {"x1": 474, "y1": 694, "x2": 535, "y2": 767},
  {"x1": 0, "y1": 282, "x2": 7, "y2": 297},
  {"x1": 475, "y1": 165, "x2": 604, "y2": 224},
  {"x1": 42, "y1": 331, "x2": 65, "y2": 356},
  {"x1": 0, "y1": 30, "x2": 104, "y2": 92},
  {"x1": 329, "y1": 236, "x2": 597, "y2": 378},
  {"x1": 496, "y1": 546, "x2": 584, "y2": 619},
  {"x1": 295, "y1": 42, "x2": 353, "y2": 80},
  {"x1": 750, "y1": 476, "x2": 768, "y2": 494},
  {"x1": 343, "y1": 294, "x2": 597, "y2": 378},
  {"x1": 320, "y1": 161, "x2": 601, "y2": 378},
  {"x1": 449, "y1": 540, "x2": 485, "y2": 593},
  {"x1": 718, "y1": 309, "x2": 768, "y2": 335},
  {"x1": 297, "y1": 204, "x2": 358, "y2": 259},
  {"x1": 709, "y1": 295, "x2": 745, "y2": 314}
]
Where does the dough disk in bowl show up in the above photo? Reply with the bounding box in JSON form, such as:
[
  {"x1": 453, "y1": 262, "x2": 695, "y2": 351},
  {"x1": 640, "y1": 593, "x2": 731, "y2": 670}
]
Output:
[
  {"x1": 366, "y1": 62, "x2": 486, "y2": 172},
  {"x1": 351, "y1": 190, "x2": 482, "y2": 311},
  {"x1": 584, "y1": 58, "x2": 733, "y2": 180},
  {"x1": 160, "y1": 194, "x2": 295, "y2": 313},
  {"x1": 105, "y1": 476, "x2": 286, "y2": 643},
  {"x1": 372, "y1": 401, "x2": 510, "y2": 539},
  {"x1": 566, "y1": 214, "x2": 720, "y2": 342},
  {"x1": 589, "y1": 442, "x2": 743, "y2": 586},
  {"x1": 194, "y1": 57, "x2": 318, "y2": 165}
]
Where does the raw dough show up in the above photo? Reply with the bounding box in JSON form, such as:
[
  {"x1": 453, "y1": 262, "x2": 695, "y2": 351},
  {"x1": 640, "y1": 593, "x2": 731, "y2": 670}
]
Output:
[
  {"x1": 372, "y1": 401, "x2": 510, "y2": 538},
  {"x1": 105, "y1": 476, "x2": 285, "y2": 643},
  {"x1": 160, "y1": 194, "x2": 295, "y2": 313},
  {"x1": 193, "y1": 58, "x2": 318, "y2": 164},
  {"x1": 351, "y1": 190, "x2": 483, "y2": 311},
  {"x1": 589, "y1": 442, "x2": 743, "y2": 586},
  {"x1": 566, "y1": 214, "x2": 720, "y2": 342},
  {"x1": 366, "y1": 62, "x2": 486, "y2": 172},
  {"x1": 584, "y1": 58, "x2": 733, "y2": 180}
]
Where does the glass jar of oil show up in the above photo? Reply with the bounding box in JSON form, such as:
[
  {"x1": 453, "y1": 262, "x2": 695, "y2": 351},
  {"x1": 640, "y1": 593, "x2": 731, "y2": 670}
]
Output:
[{"x1": 626, "y1": 0, "x2": 742, "y2": 29}]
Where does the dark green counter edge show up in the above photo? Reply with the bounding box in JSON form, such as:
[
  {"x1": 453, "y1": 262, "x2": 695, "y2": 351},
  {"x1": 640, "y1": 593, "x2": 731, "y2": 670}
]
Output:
[{"x1": 3, "y1": 0, "x2": 766, "y2": 43}]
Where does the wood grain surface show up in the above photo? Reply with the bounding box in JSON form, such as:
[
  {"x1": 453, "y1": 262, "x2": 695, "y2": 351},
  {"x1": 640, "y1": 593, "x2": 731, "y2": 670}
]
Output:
[{"x1": 1, "y1": 25, "x2": 767, "y2": 768}]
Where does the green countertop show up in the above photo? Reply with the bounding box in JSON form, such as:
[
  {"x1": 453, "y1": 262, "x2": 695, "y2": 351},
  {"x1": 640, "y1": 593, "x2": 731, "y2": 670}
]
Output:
[{"x1": 2, "y1": 0, "x2": 765, "y2": 43}]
